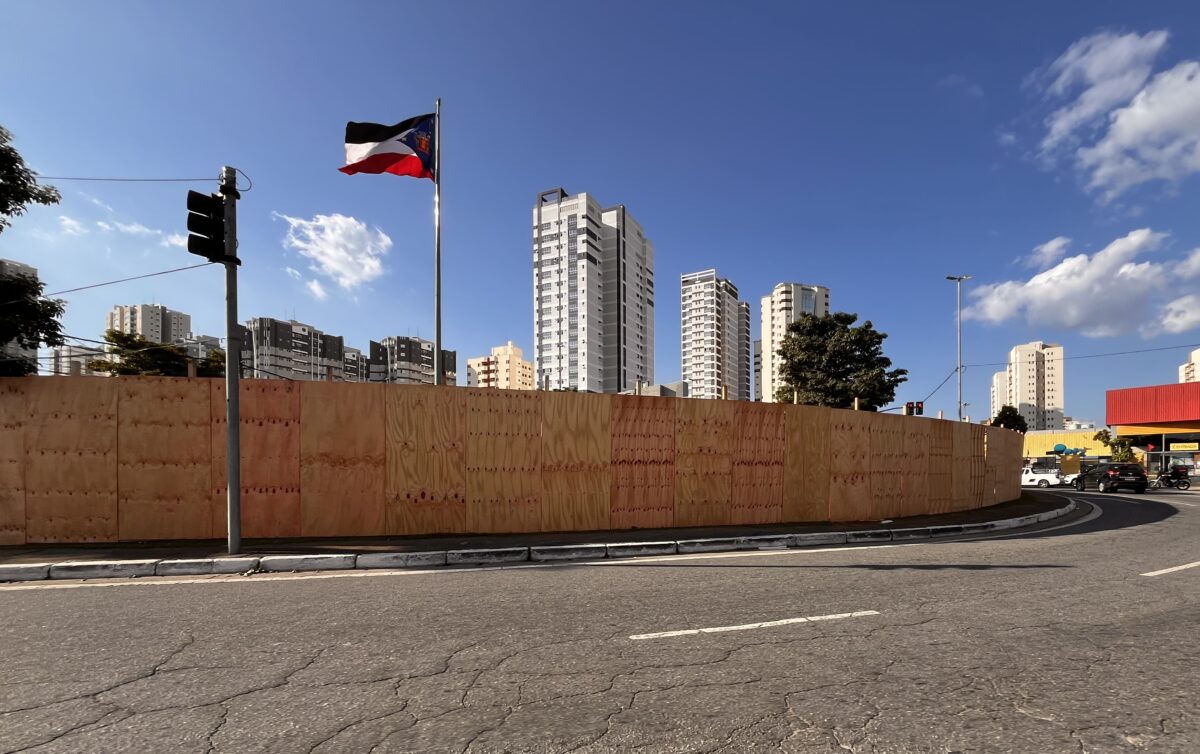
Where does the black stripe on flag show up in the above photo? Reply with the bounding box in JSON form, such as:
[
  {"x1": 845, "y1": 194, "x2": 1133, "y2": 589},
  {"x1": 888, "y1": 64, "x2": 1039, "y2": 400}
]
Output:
[{"x1": 344, "y1": 114, "x2": 435, "y2": 145}]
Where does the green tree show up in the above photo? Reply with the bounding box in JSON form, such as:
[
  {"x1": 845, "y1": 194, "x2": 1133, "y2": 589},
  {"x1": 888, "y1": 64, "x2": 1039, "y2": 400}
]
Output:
[
  {"x1": 89, "y1": 330, "x2": 224, "y2": 377},
  {"x1": 1, "y1": 125, "x2": 60, "y2": 234},
  {"x1": 0, "y1": 270, "x2": 66, "y2": 376},
  {"x1": 1093, "y1": 429, "x2": 1136, "y2": 463},
  {"x1": 992, "y1": 405, "x2": 1028, "y2": 433},
  {"x1": 774, "y1": 312, "x2": 907, "y2": 410}
]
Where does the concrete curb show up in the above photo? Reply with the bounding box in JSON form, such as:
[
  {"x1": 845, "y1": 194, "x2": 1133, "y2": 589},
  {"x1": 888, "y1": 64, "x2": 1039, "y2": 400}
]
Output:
[{"x1": 2, "y1": 499, "x2": 1079, "y2": 583}]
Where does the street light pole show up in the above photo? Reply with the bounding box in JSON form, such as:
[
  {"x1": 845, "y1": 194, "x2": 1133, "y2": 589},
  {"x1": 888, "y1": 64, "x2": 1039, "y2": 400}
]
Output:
[{"x1": 946, "y1": 275, "x2": 971, "y2": 422}]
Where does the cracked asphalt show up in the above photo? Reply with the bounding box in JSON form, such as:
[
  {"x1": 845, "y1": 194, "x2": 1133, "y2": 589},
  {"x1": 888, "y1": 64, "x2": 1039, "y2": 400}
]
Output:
[{"x1": 1, "y1": 490, "x2": 1197, "y2": 753}]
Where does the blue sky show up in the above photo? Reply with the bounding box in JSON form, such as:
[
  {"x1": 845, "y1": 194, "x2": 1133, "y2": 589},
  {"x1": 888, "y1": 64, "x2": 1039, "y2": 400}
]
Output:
[{"x1": 4, "y1": 1, "x2": 1200, "y2": 422}]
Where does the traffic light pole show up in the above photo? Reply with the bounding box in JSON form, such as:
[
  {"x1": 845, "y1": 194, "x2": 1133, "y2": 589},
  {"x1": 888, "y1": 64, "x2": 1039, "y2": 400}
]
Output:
[{"x1": 221, "y1": 166, "x2": 242, "y2": 555}]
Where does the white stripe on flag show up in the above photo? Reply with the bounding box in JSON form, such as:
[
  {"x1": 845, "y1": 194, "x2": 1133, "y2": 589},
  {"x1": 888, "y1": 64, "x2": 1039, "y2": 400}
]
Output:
[{"x1": 344, "y1": 135, "x2": 418, "y2": 165}]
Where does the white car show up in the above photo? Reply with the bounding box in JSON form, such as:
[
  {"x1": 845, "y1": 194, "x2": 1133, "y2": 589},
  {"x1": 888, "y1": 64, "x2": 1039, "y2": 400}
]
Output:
[{"x1": 1021, "y1": 468, "x2": 1062, "y2": 488}]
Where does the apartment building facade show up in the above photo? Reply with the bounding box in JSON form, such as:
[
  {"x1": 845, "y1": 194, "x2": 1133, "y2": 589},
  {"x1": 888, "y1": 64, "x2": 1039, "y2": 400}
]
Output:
[
  {"x1": 759, "y1": 282, "x2": 830, "y2": 402},
  {"x1": 106, "y1": 304, "x2": 192, "y2": 344},
  {"x1": 990, "y1": 341, "x2": 1065, "y2": 430},
  {"x1": 681, "y1": 269, "x2": 750, "y2": 400},
  {"x1": 368, "y1": 336, "x2": 456, "y2": 385},
  {"x1": 1180, "y1": 347, "x2": 1200, "y2": 383},
  {"x1": 466, "y1": 341, "x2": 535, "y2": 389}
]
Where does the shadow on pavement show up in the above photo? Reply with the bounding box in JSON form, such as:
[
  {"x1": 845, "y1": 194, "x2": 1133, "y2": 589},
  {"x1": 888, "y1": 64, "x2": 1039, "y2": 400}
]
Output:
[{"x1": 1000, "y1": 493, "x2": 1178, "y2": 541}]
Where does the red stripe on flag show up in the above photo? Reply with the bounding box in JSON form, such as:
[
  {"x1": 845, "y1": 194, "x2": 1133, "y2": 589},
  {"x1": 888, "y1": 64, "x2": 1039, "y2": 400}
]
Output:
[{"x1": 339, "y1": 152, "x2": 432, "y2": 179}]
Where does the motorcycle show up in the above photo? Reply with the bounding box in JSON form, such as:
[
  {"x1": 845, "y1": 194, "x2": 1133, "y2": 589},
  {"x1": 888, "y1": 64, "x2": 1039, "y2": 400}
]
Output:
[{"x1": 1149, "y1": 472, "x2": 1191, "y2": 491}]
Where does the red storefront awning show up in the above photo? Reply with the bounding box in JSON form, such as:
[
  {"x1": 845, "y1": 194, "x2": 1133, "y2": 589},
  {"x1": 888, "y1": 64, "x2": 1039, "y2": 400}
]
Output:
[{"x1": 1107, "y1": 382, "x2": 1200, "y2": 426}]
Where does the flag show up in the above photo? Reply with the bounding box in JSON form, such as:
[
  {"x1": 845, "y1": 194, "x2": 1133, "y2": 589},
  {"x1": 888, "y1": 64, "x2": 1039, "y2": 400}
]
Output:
[{"x1": 339, "y1": 114, "x2": 436, "y2": 179}]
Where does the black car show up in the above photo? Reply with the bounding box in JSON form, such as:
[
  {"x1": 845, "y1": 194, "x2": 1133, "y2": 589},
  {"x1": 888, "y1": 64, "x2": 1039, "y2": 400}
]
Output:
[{"x1": 1074, "y1": 463, "x2": 1148, "y2": 493}]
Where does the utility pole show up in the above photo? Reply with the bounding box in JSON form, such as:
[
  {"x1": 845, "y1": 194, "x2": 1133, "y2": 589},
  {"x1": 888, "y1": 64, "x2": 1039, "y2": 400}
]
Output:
[
  {"x1": 945, "y1": 275, "x2": 971, "y2": 422},
  {"x1": 187, "y1": 166, "x2": 242, "y2": 554}
]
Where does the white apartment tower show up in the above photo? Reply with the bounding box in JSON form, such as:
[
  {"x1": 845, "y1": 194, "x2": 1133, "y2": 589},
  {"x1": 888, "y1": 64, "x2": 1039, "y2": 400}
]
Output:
[
  {"x1": 990, "y1": 341, "x2": 1064, "y2": 430},
  {"x1": 759, "y1": 282, "x2": 830, "y2": 402},
  {"x1": 533, "y1": 188, "x2": 654, "y2": 393},
  {"x1": 681, "y1": 270, "x2": 750, "y2": 400},
  {"x1": 1180, "y1": 347, "x2": 1200, "y2": 383},
  {"x1": 467, "y1": 341, "x2": 535, "y2": 390},
  {"x1": 106, "y1": 304, "x2": 191, "y2": 344}
]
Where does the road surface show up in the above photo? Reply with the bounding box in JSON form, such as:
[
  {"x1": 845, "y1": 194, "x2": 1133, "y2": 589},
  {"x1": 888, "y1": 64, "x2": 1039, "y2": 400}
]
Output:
[{"x1": 2, "y1": 490, "x2": 1197, "y2": 753}]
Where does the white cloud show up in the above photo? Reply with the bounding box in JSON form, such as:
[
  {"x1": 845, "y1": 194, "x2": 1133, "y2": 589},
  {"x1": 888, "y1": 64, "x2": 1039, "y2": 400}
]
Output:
[
  {"x1": 1179, "y1": 248, "x2": 1200, "y2": 278},
  {"x1": 1038, "y1": 30, "x2": 1168, "y2": 154},
  {"x1": 1155, "y1": 294, "x2": 1200, "y2": 333},
  {"x1": 305, "y1": 279, "x2": 329, "y2": 301},
  {"x1": 998, "y1": 131, "x2": 1017, "y2": 146},
  {"x1": 79, "y1": 193, "x2": 113, "y2": 212},
  {"x1": 58, "y1": 215, "x2": 87, "y2": 236},
  {"x1": 112, "y1": 221, "x2": 157, "y2": 236},
  {"x1": 1077, "y1": 61, "x2": 1200, "y2": 201},
  {"x1": 273, "y1": 212, "x2": 391, "y2": 289},
  {"x1": 1025, "y1": 236, "x2": 1071, "y2": 269},
  {"x1": 96, "y1": 221, "x2": 114, "y2": 231},
  {"x1": 965, "y1": 228, "x2": 1171, "y2": 337},
  {"x1": 160, "y1": 232, "x2": 187, "y2": 248},
  {"x1": 284, "y1": 266, "x2": 302, "y2": 280}
]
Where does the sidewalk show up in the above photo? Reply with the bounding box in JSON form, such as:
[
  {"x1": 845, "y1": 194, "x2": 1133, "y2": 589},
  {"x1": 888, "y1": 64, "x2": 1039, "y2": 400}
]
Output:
[{"x1": 1, "y1": 493, "x2": 1064, "y2": 567}]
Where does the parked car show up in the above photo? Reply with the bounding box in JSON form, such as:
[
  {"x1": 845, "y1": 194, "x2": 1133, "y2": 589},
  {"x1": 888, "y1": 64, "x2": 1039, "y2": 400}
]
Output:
[
  {"x1": 1073, "y1": 463, "x2": 1147, "y2": 493},
  {"x1": 1021, "y1": 468, "x2": 1062, "y2": 488},
  {"x1": 1059, "y1": 472, "x2": 1079, "y2": 486}
]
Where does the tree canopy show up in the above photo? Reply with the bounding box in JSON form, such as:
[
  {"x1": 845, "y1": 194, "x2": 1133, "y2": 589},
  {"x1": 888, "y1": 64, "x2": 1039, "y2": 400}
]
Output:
[
  {"x1": 0, "y1": 271, "x2": 65, "y2": 376},
  {"x1": 1, "y1": 125, "x2": 60, "y2": 234},
  {"x1": 774, "y1": 312, "x2": 907, "y2": 410},
  {"x1": 992, "y1": 405, "x2": 1028, "y2": 433},
  {"x1": 89, "y1": 330, "x2": 225, "y2": 377},
  {"x1": 1093, "y1": 429, "x2": 1136, "y2": 463}
]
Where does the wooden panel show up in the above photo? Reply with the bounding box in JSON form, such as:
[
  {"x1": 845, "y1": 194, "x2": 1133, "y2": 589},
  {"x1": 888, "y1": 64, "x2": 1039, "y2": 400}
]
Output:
[
  {"x1": 828, "y1": 409, "x2": 874, "y2": 522},
  {"x1": 610, "y1": 395, "x2": 675, "y2": 530},
  {"x1": 465, "y1": 389, "x2": 541, "y2": 533},
  {"x1": 385, "y1": 385, "x2": 467, "y2": 535},
  {"x1": 868, "y1": 412, "x2": 907, "y2": 520},
  {"x1": 730, "y1": 402, "x2": 784, "y2": 525},
  {"x1": 927, "y1": 420, "x2": 954, "y2": 514},
  {"x1": 0, "y1": 380, "x2": 26, "y2": 545},
  {"x1": 970, "y1": 425, "x2": 987, "y2": 508},
  {"x1": 118, "y1": 378, "x2": 212, "y2": 541},
  {"x1": 898, "y1": 419, "x2": 931, "y2": 518},
  {"x1": 540, "y1": 391, "x2": 611, "y2": 532},
  {"x1": 1001, "y1": 428, "x2": 1023, "y2": 502},
  {"x1": 300, "y1": 382, "x2": 384, "y2": 536},
  {"x1": 782, "y1": 404, "x2": 831, "y2": 523},
  {"x1": 24, "y1": 378, "x2": 118, "y2": 543},
  {"x1": 211, "y1": 379, "x2": 302, "y2": 539},
  {"x1": 950, "y1": 421, "x2": 974, "y2": 511},
  {"x1": 674, "y1": 399, "x2": 733, "y2": 527}
]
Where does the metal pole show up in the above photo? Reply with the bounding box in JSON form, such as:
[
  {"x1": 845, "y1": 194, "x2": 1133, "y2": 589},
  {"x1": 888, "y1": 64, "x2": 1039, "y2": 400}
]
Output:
[
  {"x1": 433, "y1": 98, "x2": 442, "y2": 386},
  {"x1": 956, "y1": 279, "x2": 962, "y2": 422},
  {"x1": 221, "y1": 165, "x2": 242, "y2": 555}
]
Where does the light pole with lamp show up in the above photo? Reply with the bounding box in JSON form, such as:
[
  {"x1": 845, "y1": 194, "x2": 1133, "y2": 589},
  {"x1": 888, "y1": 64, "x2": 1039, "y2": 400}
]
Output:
[{"x1": 946, "y1": 275, "x2": 971, "y2": 422}]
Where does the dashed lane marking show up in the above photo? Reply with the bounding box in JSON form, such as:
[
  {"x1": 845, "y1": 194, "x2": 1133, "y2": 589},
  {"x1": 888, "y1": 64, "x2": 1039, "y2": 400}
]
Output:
[
  {"x1": 1141, "y1": 560, "x2": 1200, "y2": 577},
  {"x1": 629, "y1": 610, "x2": 881, "y2": 640}
]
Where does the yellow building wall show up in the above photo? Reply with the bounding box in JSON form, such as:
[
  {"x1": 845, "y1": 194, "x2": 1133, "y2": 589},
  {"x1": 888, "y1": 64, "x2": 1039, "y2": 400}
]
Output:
[{"x1": 1022, "y1": 430, "x2": 1100, "y2": 458}]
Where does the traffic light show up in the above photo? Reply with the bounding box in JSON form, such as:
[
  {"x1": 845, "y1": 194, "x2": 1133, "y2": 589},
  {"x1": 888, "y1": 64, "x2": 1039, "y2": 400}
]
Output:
[
  {"x1": 186, "y1": 190, "x2": 226, "y2": 262},
  {"x1": 914, "y1": 401, "x2": 924, "y2": 416},
  {"x1": 904, "y1": 402, "x2": 914, "y2": 416}
]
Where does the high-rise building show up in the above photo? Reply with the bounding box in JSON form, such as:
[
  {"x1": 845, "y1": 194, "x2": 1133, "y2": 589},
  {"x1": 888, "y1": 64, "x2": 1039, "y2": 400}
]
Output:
[
  {"x1": 1180, "y1": 347, "x2": 1200, "y2": 383},
  {"x1": 753, "y1": 340, "x2": 763, "y2": 401},
  {"x1": 343, "y1": 346, "x2": 369, "y2": 382},
  {"x1": 50, "y1": 344, "x2": 109, "y2": 376},
  {"x1": 759, "y1": 282, "x2": 830, "y2": 402},
  {"x1": 368, "y1": 336, "x2": 456, "y2": 385},
  {"x1": 243, "y1": 318, "x2": 346, "y2": 381},
  {"x1": 1, "y1": 259, "x2": 40, "y2": 371},
  {"x1": 466, "y1": 341, "x2": 535, "y2": 390},
  {"x1": 173, "y1": 334, "x2": 222, "y2": 361},
  {"x1": 106, "y1": 304, "x2": 191, "y2": 344},
  {"x1": 990, "y1": 341, "x2": 1064, "y2": 430},
  {"x1": 532, "y1": 188, "x2": 654, "y2": 393},
  {"x1": 680, "y1": 269, "x2": 750, "y2": 400}
]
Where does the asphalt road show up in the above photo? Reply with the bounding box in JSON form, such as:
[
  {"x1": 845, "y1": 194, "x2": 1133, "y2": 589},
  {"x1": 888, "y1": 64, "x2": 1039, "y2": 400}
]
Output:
[{"x1": 1, "y1": 490, "x2": 1197, "y2": 753}]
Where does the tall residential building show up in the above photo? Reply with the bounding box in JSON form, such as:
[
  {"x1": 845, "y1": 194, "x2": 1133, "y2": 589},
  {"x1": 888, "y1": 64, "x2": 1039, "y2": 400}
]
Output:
[
  {"x1": 343, "y1": 346, "x2": 369, "y2": 382},
  {"x1": 0, "y1": 259, "x2": 40, "y2": 371},
  {"x1": 990, "y1": 341, "x2": 1064, "y2": 430},
  {"x1": 467, "y1": 341, "x2": 535, "y2": 390},
  {"x1": 243, "y1": 318, "x2": 346, "y2": 381},
  {"x1": 368, "y1": 336, "x2": 456, "y2": 385},
  {"x1": 51, "y1": 344, "x2": 109, "y2": 376},
  {"x1": 173, "y1": 334, "x2": 222, "y2": 361},
  {"x1": 759, "y1": 282, "x2": 830, "y2": 402},
  {"x1": 680, "y1": 269, "x2": 750, "y2": 400},
  {"x1": 1180, "y1": 348, "x2": 1200, "y2": 383},
  {"x1": 532, "y1": 188, "x2": 654, "y2": 393},
  {"x1": 753, "y1": 340, "x2": 763, "y2": 401},
  {"x1": 106, "y1": 304, "x2": 192, "y2": 344}
]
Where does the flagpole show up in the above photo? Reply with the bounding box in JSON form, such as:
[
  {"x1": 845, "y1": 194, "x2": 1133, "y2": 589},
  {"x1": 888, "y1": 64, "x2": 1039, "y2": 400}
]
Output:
[{"x1": 433, "y1": 98, "x2": 443, "y2": 386}]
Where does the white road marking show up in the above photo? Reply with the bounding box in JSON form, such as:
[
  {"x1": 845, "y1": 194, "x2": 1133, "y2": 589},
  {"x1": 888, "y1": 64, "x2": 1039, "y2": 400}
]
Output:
[
  {"x1": 1141, "y1": 561, "x2": 1200, "y2": 577},
  {"x1": 0, "y1": 500, "x2": 1100, "y2": 593},
  {"x1": 629, "y1": 610, "x2": 880, "y2": 640}
]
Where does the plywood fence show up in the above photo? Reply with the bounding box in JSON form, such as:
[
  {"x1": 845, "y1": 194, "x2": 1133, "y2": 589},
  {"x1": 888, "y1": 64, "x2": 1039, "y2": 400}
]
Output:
[{"x1": 0, "y1": 377, "x2": 1025, "y2": 544}]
